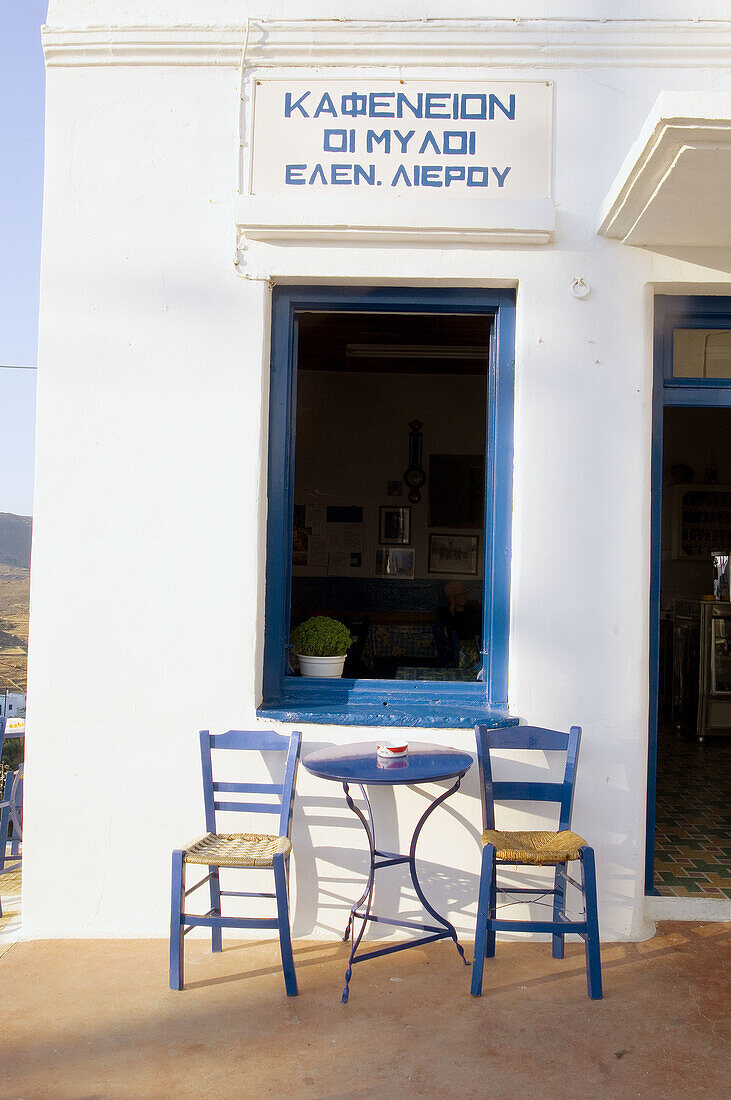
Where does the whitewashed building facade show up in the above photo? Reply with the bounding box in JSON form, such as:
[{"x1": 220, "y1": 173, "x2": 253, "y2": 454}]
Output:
[{"x1": 25, "y1": 1, "x2": 731, "y2": 941}]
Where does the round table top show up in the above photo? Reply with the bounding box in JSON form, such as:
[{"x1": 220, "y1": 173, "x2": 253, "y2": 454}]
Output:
[{"x1": 303, "y1": 741, "x2": 473, "y2": 785}]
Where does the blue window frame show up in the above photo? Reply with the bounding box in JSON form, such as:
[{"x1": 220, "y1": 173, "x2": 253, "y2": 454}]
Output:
[
  {"x1": 647, "y1": 295, "x2": 731, "y2": 892},
  {"x1": 258, "y1": 285, "x2": 516, "y2": 728}
]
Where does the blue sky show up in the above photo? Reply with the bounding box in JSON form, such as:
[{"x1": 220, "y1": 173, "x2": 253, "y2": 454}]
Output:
[{"x1": 0, "y1": 2, "x2": 48, "y2": 516}]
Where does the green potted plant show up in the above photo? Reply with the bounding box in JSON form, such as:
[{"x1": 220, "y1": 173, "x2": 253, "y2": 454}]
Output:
[{"x1": 291, "y1": 616, "x2": 352, "y2": 678}]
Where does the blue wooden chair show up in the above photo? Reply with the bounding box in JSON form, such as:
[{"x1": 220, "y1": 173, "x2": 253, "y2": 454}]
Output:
[
  {"x1": 170, "y1": 729, "x2": 301, "y2": 995},
  {"x1": 0, "y1": 763, "x2": 23, "y2": 918},
  {"x1": 471, "y1": 724, "x2": 602, "y2": 999}
]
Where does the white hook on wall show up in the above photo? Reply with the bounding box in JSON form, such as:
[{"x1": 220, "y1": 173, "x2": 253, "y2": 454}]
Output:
[{"x1": 571, "y1": 277, "x2": 591, "y2": 299}]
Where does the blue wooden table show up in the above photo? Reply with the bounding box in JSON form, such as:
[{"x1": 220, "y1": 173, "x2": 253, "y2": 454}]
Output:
[{"x1": 303, "y1": 741, "x2": 473, "y2": 1002}]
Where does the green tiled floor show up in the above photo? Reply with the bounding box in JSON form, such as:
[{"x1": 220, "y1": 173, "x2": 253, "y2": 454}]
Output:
[{"x1": 654, "y1": 725, "x2": 731, "y2": 898}]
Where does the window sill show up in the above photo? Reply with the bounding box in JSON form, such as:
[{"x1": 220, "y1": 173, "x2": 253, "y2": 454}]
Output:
[{"x1": 258, "y1": 677, "x2": 517, "y2": 729}]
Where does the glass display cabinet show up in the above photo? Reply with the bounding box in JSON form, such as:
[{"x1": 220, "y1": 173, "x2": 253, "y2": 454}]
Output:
[{"x1": 672, "y1": 600, "x2": 731, "y2": 741}]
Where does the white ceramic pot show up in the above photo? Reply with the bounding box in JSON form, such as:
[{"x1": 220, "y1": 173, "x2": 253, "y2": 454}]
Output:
[{"x1": 296, "y1": 653, "x2": 347, "y2": 678}]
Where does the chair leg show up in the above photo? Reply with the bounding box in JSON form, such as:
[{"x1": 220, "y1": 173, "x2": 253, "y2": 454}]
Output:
[
  {"x1": 169, "y1": 849, "x2": 185, "y2": 991},
  {"x1": 0, "y1": 802, "x2": 9, "y2": 873},
  {"x1": 273, "y1": 853, "x2": 298, "y2": 996},
  {"x1": 0, "y1": 803, "x2": 6, "y2": 916},
  {"x1": 580, "y1": 846, "x2": 603, "y2": 1000},
  {"x1": 471, "y1": 843, "x2": 496, "y2": 997},
  {"x1": 209, "y1": 866, "x2": 222, "y2": 953},
  {"x1": 552, "y1": 862, "x2": 567, "y2": 959},
  {"x1": 486, "y1": 855, "x2": 497, "y2": 959}
]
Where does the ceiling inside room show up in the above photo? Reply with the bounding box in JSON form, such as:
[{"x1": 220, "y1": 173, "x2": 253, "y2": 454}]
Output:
[{"x1": 297, "y1": 311, "x2": 492, "y2": 375}]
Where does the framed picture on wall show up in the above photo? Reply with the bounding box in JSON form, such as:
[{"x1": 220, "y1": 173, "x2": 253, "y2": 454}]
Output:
[
  {"x1": 428, "y1": 454, "x2": 485, "y2": 528},
  {"x1": 379, "y1": 505, "x2": 411, "y2": 545},
  {"x1": 428, "y1": 534, "x2": 479, "y2": 575},
  {"x1": 374, "y1": 547, "x2": 415, "y2": 578}
]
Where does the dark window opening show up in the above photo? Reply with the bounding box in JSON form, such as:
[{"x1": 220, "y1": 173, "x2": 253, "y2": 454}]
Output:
[
  {"x1": 260, "y1": 285, "x2": 515, "y2": 728},
  {"x1": 289, "y1": 310, "x2": 490, "y2": 683}
]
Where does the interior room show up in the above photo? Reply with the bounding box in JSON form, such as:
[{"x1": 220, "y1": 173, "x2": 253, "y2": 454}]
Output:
[
  {"x1": 656, "y1": 405, "x2": 731, "y2": 899},
  {"x1": 288, "y1": 310, "x2": 490, "y2": 681}
]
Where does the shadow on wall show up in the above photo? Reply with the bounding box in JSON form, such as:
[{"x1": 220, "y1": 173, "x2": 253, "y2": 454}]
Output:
[
  {"x1": 290, "y1": 745, "x2": 632, "y2": 941},
  {"x1": 648, "y1": 247, "x2": 731, "y2": 276},
  {"x1": 290, "y1": 778, "x2": 485, "y2": 940}
]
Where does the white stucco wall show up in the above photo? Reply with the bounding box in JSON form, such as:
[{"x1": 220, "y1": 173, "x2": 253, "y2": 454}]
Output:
[
  {"x1": 24, "y1": 3, "x2": 731, "y2": 940},
  {"x1": 45, "y1": 2, "x2": 731, "y2": 25}
]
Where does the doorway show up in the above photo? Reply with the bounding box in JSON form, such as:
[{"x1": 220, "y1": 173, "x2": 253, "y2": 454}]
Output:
[
  {"x1": 649, "y1": 296, "x2": 731, "y2": 901},
  {"x1": 655, "y1": 407, "x2": 731, "y2": 899}
]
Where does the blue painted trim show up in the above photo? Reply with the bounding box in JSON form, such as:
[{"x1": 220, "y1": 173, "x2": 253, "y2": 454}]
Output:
[
  {"x1": 261, "y1": 285, "x2": 516, "y2": 724},
  {"x1": 663, "y1": 388, "x2": 731, "y2": 407},
  {"x1": 665, "y1": 377, "x2": 731, "y2": 389},
  {"x1": 646, "y1": 295, "x2": 731, "y2": 897},
  {"x1": 485, "y1": 291, "x2": 516, "y2": 708},
  {"x1": 646, "y1": 301, "x2": 667, "y2": 897},
  {"x1": 258, "y1": 703, "x2": 517, "y2": 729},
  {"x1": 281, "y1": 675, "x2": 498, "y2": 705}
]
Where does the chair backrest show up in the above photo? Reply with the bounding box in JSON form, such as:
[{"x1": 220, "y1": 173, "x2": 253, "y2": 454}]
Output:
[
  {"x1": 475, "y1": 724, "x2": 581, "y2": 833},
  {"x1": 0, "y1": 763, "x2": 23, "y2": 874},
  {"x1": 9, "y1": 765, "x2": 23, "y2": 838},
  {"x1": 199, "y1": 729, "x2": 301, "y2": 839},
  {"x1": 0, "y1": 716, "x2": 25, "y2": 783}
]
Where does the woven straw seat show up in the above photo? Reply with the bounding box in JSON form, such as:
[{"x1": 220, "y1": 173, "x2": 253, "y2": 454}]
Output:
[
  {"x1": 481, "y1": 828, "x2": 587, "y2": 865},
  {"x1": 170, "y1": 730, "x2": 301, "y2": 996},
  {"x1": 184, "y1": 832, "x2": 292, "y2": 868},
  {"x1": 472, "y1": 725, "x2": 602, "y2": 1000}
]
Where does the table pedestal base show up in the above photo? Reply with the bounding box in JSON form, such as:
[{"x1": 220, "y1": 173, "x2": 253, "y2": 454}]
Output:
[{"x1": 340, "y1": 778, "x2": 469, "y2": 1004}]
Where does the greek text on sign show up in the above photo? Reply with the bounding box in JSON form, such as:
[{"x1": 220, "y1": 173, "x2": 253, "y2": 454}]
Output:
[{"x1": 249, "y1": 80, "x2": 553, "y2": 199}]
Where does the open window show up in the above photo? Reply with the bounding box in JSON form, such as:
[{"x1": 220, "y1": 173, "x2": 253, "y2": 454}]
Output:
[{"x1": 259, "y1": 286, "x2": 515, "y2": 727}]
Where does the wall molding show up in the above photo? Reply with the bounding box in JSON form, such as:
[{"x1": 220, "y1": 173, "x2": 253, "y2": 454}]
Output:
[
  {"x1": 599, "y1": 92, "x2": 731, "y2": 246},
  {"x1": 43, "y1": 19, "x2": 731, "y2": 69},
  {"x1": 235, "y1": 194, "x2": 554, "y2": 247}
]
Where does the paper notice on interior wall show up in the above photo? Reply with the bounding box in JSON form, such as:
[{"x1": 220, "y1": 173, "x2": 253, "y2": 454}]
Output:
[
  {"x1": 306, "y1": 505, "x2": 327, "y2": 527},
  {"x1": 330, "y1": 524, "x2": 364, "y2": 553},
  {"x1": 307, "y1": 536, "x2": 328, "y2": 570},
  {"x1": 328, "y1": 550, "x2": 352, "y2": 576},
  {"x1": 344, "y1": 525, "x2": 364, "y2": 553},
  {"x1": 292, "y1": 504, "x2": 309, "y2": 566}
]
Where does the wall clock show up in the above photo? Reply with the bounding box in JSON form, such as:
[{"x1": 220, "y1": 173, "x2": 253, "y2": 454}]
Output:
[{"x1": 403, "y1": 419, "x2": 426, "y2": 503}]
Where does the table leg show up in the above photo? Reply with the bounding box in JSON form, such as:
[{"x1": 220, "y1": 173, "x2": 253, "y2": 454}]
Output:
[
  {"x1": 409, "y1": 776, "x2": 469, "y2": 967},
  {"x1": 341, "y1": 782, "x2": 377, "y2": 1003},
  {"x1": 339, "y1": 773, "x2": 469, "y2": 1003}
]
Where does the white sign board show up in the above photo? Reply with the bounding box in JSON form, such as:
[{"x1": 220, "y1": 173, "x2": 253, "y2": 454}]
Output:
[{"x1": 249, "y1": 80, "x2": 553, "y2": 200}]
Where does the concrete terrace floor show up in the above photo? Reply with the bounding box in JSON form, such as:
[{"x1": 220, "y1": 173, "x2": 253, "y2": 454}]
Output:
[{"x1": 0, "y1": 924, "x2": 729, "y2": 1099}]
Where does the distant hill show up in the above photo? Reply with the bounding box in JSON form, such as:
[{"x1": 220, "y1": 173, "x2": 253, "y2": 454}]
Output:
[
  {"x1": 0, "y1": 513, "x2": 32, "y2": 568},
  {"x1": 0, "y1": 563, "x2": 29, "y2": 692}
]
